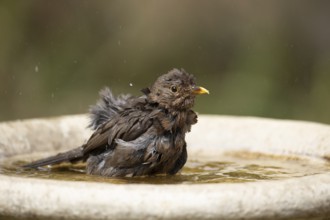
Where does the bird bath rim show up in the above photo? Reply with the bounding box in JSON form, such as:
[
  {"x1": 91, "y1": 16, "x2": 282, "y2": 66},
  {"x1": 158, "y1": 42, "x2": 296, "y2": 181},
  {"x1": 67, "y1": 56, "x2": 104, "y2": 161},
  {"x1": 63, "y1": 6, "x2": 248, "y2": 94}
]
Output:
[{"x1": 0, "y1": 114, "x2": 330, "y2": 219}]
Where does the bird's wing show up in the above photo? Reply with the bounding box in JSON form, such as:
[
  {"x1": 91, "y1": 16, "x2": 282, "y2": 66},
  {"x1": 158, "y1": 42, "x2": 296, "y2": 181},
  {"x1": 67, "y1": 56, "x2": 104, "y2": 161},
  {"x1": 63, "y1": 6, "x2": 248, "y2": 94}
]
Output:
[
  {"x1": 82, "y1": 108, "x2": 158, "y2": 155},
  {"x1": 89, "y1": 87, "x2": 136, "y2": 130}
]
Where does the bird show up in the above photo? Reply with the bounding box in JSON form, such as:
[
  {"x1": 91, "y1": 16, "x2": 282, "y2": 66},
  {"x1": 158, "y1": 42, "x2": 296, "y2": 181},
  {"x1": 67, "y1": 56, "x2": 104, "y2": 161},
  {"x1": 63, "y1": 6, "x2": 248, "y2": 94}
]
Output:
[{"x1": 23, "y1": 69, "x2": 209, "y2": 177}]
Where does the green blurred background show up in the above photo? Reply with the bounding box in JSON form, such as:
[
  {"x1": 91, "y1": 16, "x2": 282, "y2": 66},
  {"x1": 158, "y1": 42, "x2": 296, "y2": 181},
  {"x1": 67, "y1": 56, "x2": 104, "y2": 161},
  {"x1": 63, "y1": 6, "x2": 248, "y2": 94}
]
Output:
[{"x1": 1, "y1": 1, "x2": 330, "y2": 123}]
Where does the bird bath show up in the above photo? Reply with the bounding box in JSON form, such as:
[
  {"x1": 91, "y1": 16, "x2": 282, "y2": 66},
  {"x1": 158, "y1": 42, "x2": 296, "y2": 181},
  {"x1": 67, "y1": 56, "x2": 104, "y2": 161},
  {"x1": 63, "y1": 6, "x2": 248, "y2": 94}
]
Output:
[{"x1": 0, "y1": 115, "x2": 329, "y2": 219}]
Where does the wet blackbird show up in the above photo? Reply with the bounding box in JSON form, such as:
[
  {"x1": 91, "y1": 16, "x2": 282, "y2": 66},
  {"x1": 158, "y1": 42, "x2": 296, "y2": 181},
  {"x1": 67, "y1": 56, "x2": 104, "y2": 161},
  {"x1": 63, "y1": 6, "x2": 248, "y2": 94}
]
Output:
[{"x1": 23, "y1": 69, "x2": 209, "y2": 177}]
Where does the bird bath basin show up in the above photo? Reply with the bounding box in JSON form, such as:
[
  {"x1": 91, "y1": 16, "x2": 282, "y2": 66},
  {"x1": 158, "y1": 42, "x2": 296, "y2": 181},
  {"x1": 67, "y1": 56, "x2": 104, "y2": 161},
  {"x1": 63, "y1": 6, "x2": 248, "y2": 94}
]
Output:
[{"x1": 0, "y1": 115, "x2": 330, "y2": 219}]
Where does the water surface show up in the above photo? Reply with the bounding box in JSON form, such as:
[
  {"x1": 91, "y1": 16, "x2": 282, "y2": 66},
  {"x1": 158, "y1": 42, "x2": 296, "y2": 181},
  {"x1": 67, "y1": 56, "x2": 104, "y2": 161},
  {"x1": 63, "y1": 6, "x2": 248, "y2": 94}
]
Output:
[{"x1": 0, "y1": 152, "x2": 329, "y2": 184}]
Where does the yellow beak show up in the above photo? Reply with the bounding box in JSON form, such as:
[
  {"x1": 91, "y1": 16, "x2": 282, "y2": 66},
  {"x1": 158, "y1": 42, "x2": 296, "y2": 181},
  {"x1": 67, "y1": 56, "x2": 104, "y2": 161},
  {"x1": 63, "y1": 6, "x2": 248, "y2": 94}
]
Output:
[{"x1": 192, "y1": 86, "x2": 210, "y2": 95}]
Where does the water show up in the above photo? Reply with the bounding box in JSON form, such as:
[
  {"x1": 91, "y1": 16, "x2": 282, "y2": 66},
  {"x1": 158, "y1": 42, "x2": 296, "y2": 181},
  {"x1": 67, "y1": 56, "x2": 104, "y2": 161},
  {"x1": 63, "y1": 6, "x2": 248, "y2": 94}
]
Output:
[{"x1": 0, "y1": 152, "x2": 329, "y2": 184}]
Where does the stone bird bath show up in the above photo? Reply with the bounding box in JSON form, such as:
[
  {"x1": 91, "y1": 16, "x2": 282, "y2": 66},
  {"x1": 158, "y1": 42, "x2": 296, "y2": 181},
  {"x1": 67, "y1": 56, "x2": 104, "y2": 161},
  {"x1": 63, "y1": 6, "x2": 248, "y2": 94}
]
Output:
[{"x1": 0, "y1": 115, "x2": 329, "y2": 219}]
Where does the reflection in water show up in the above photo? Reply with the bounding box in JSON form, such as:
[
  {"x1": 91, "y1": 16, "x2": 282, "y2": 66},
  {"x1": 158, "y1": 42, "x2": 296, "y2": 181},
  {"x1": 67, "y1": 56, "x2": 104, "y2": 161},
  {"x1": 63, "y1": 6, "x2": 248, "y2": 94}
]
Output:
[{"x1": 1, "y1": 153, "x2": 329, "y2": 184}]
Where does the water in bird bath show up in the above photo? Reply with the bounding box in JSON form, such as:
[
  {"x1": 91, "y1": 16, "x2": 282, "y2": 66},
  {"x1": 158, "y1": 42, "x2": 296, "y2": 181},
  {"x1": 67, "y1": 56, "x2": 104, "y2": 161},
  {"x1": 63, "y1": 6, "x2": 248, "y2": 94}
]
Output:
[{"x1": 1, "y1": 151, "x2": 329, "y2": 184}]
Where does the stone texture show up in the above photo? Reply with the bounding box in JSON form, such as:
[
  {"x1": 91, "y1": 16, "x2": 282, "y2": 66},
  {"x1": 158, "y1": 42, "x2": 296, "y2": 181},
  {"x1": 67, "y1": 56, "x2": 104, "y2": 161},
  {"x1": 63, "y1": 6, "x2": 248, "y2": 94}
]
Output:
[{"x1": 0, "y1": 115, "x2": 330, "y2": 219}]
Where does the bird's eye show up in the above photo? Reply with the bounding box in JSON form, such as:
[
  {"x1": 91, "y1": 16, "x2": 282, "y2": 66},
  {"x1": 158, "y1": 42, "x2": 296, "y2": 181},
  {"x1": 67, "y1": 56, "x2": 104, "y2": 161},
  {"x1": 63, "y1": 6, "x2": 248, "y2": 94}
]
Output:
[{"x1": 170, "y1": 85, "x2": 178, "y2": 93}]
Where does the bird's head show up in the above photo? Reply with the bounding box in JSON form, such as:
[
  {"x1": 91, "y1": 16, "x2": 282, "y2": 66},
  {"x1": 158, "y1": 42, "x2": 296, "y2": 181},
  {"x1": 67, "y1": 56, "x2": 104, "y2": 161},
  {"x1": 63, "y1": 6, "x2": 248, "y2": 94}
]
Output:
[{"x1": 143, "y1": 69, "x2": 209, "y2": 111}]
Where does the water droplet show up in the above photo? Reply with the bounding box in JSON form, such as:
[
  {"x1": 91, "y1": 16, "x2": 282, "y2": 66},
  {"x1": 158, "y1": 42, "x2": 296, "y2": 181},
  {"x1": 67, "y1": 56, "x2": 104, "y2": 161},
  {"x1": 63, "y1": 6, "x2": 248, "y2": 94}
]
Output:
[
  {"x1": 129, "y1": 83, "x2": 133, "y2": 87},
  {"x1": 35, "y1": 66, "x2": 39, "y2": 72}
]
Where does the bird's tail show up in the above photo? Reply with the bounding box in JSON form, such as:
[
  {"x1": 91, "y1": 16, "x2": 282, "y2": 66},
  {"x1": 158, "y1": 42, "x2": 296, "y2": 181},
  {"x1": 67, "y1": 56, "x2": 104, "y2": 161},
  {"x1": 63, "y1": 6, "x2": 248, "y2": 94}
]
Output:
[{"x1": 22, "y1": 146, "x2": 84, "y2": 169}]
